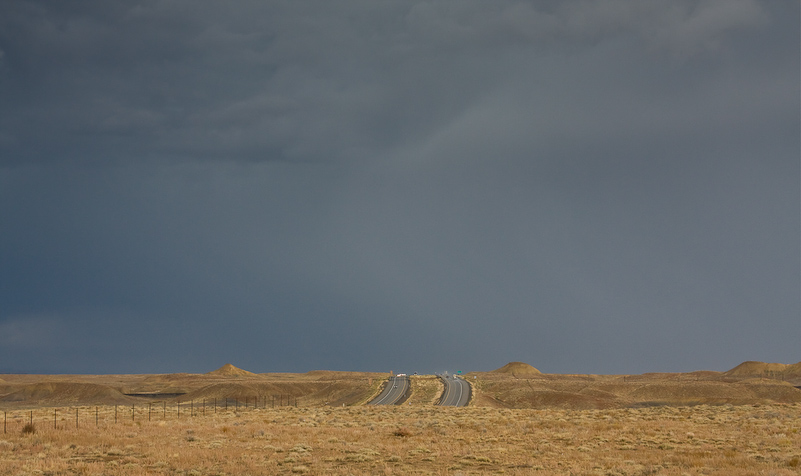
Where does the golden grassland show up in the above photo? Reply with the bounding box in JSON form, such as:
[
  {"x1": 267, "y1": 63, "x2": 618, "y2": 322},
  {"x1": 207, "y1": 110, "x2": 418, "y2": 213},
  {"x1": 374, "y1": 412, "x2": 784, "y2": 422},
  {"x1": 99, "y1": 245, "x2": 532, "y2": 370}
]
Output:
[
  {"x1": 1, "y1": 402, "x2": 800, "y2": 475},
  {"x1": 467, "y1": 372, "x2": 801, "y2": 409},
  {"x1": 2, "y1": 362, "x2": 801, "y2": 474}
]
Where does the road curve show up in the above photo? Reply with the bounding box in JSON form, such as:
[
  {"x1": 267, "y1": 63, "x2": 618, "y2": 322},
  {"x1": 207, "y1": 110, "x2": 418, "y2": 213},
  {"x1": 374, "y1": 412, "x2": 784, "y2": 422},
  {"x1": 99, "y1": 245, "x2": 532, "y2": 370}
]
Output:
[
  {"x1": 368, "y1": 376, "x2": 410, "y2": 405},
  {"x1": 438, "y1": 375, "x2": 471, "y2": 407}
]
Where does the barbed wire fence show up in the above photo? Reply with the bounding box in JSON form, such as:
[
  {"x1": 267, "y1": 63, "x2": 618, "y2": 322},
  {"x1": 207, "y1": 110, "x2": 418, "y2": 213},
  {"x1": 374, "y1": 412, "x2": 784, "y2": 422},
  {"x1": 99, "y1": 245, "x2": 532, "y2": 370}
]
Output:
[{"x1": 2, "y1": 394, "x2": 299, "y2": 434}]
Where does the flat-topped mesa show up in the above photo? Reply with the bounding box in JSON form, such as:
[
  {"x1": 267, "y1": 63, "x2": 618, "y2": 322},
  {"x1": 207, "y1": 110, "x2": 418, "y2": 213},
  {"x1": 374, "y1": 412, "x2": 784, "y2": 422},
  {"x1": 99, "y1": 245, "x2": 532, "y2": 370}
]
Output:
[
  {"x1": 206, "y1": 363, "x2": 258, "y2": 377},
  {"x1": 491, "y1": 361, "x2": 542, "y2": 376}
]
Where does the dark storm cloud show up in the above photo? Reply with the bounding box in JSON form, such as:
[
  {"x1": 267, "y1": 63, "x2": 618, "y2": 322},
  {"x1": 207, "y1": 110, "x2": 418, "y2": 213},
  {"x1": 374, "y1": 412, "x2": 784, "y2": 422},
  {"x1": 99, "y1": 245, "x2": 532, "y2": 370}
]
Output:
[
  {"x1": 0, "y1": 1, "x2": 798, "y2": 374},
  {"x1": 2, "y1": 0, "x2": 785, "y2": 165}
]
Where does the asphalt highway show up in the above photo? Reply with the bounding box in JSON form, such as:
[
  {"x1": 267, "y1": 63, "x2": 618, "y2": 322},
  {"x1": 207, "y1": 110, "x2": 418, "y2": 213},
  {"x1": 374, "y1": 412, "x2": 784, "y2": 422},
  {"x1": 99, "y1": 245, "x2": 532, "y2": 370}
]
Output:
[
  {"x1": 368, "y1": 375, "x2": 410, "y2": 405},
  {"x1": 438, "y1": 375, "x2": 471, "y2": 407}
]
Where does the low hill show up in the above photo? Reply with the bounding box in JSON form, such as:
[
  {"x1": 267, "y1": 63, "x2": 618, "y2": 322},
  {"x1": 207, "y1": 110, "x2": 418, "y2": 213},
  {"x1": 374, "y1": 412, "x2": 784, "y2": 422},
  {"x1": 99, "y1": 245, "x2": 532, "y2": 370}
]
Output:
[
  {"x1": 491, "y1": 362, "x2": 542, "y2": 377},
  {"x1": 303, "y1": 370, "x2": 388, "y2": 381},
  {"x1": 306, "y1": 370, "x2": 359, "y2": 378},
  {"x1": 182, "y1": 380, "x2": 375, "y2": 407},
  {"x1": 790, "y1": 362, "x2": 801, "y2": 376},
  {"x1": 206, "y1": 364, "x2": 258, "y2": 378},
  {"x1": 471, "y1": 372, "x2": 801, "y2": 410},
  {"x1": 0, "y1": 382, "x2": 134, "y2": 405},
  {"x1": 724, "y1": 361, "x2": 801, "y2": 379}
]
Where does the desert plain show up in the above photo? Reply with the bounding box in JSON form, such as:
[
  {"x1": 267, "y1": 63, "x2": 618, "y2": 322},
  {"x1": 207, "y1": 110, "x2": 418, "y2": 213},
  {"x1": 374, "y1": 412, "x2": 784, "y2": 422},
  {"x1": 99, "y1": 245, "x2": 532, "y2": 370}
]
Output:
[{"x1": 1, "y1": 360, "x2": 800, "y2": 475}]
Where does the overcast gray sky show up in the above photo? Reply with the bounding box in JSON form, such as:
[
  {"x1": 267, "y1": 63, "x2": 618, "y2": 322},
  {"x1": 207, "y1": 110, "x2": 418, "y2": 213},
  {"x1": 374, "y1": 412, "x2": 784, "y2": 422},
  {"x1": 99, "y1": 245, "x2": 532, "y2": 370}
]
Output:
[{"x1": 1, "y1": 0, "x2": 798, "y2": 375}]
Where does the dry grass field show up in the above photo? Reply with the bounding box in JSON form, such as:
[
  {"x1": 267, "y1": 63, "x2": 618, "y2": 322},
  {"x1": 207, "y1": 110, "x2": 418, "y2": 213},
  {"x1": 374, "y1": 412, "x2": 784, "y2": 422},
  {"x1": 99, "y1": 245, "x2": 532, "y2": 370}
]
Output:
[
  {"x1": 1, "y1": 362, "x2": 800, "y2": 475},
  {"x1": 1, "y1": 403, "x2": 800, "y2": 475}
]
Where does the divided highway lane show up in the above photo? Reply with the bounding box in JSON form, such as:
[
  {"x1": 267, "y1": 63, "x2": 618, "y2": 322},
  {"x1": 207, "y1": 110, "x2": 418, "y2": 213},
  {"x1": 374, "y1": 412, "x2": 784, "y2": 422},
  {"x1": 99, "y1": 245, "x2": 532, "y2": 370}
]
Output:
[
  {"x1": 438, "y1": 375, "x2": 471, "y2": 407},
  {"x1": 368, "y1": 375, "x2": 410, "y2": 405}
]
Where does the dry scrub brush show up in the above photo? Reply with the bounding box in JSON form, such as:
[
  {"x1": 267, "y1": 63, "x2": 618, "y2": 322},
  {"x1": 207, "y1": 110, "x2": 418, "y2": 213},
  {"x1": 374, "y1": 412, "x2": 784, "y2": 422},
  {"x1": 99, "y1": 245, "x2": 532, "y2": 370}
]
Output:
[{"x1": 0, "y1": 403, "x2": 800, "y2": 475}]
